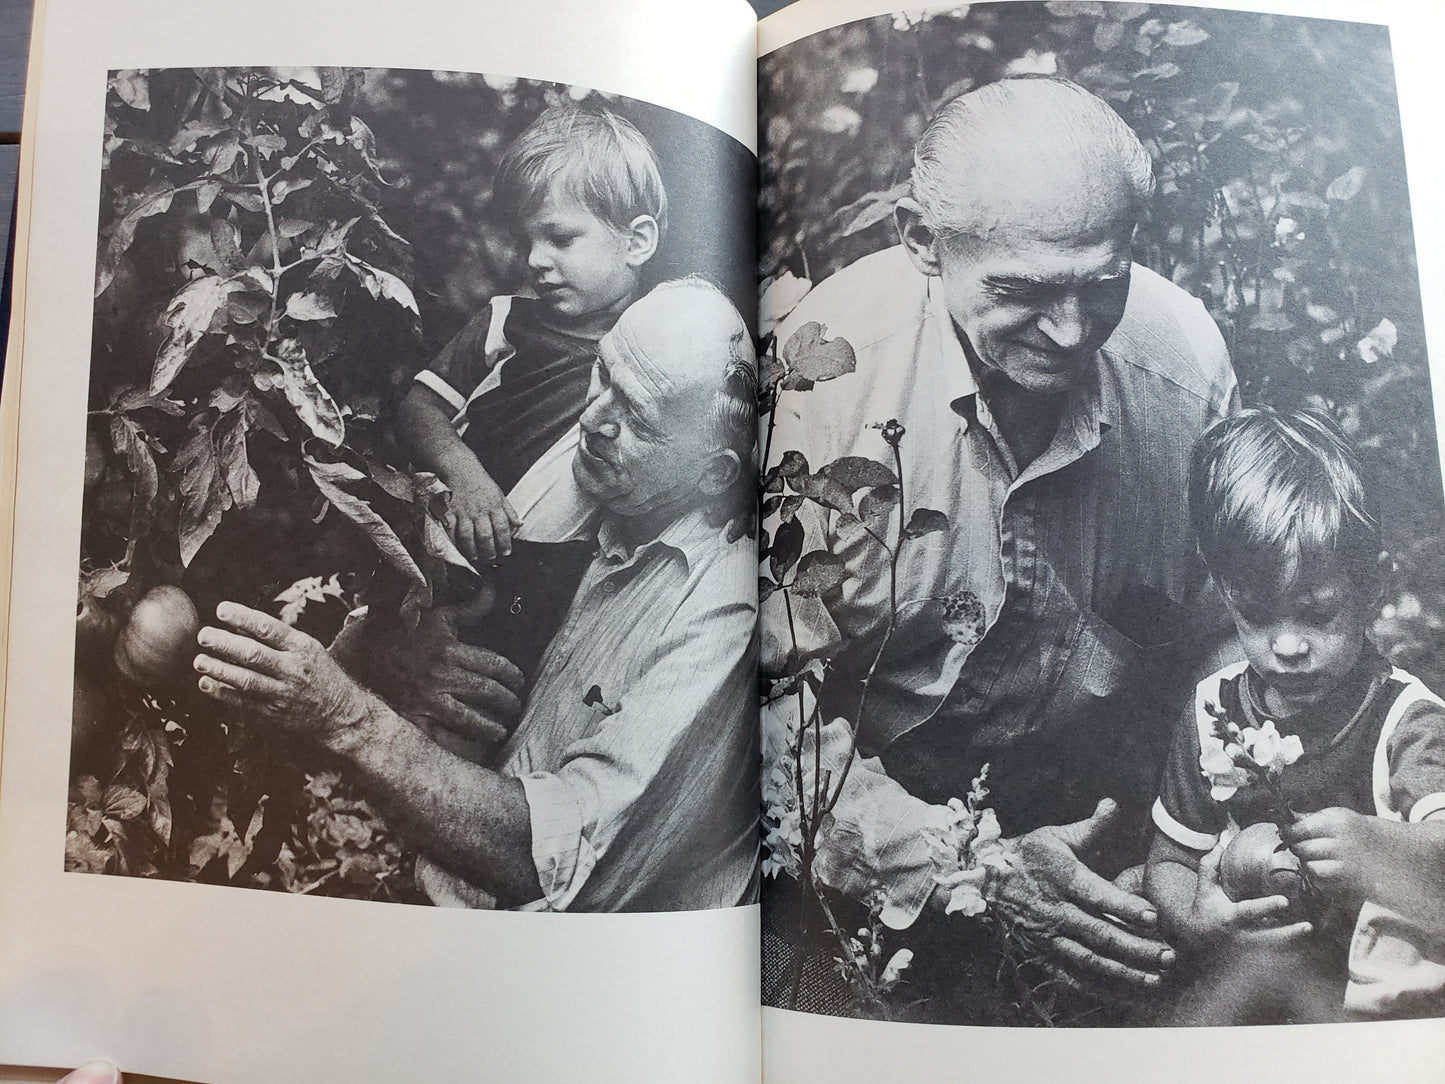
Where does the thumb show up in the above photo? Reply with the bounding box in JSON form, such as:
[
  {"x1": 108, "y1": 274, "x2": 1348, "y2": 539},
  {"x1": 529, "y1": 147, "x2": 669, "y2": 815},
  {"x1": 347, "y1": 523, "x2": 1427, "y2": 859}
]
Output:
[
  {"x1": 1052, "y1": 797, "x2": 1121, "y2": 854},
  {"x1": 59, "y1": 1062, "x2": 121, "y2": 1084},
  {"x1": 1197, "y1": 840, "x2": 1225, "y2": 889}
]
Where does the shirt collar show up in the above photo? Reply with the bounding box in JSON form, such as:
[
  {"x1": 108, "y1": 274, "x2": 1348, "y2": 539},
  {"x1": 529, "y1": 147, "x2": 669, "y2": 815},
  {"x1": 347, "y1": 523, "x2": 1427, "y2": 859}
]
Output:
[
  {"x1": 595, "y1": 505, "x2": 718, "y2": 571},
  {"x1": 923, "y1": 276, "x2": 981, "y2": 420},
  {"x1": 927, "y1": 274, "x2": 1117, "y2": 446}
]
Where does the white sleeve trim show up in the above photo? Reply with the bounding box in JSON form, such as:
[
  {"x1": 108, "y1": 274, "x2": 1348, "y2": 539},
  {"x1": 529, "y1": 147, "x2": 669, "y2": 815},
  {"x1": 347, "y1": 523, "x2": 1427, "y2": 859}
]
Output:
[
  {"x1": 1408, "y1": 793, "x2": 1445, "y2": 823},
  {"x1": 1375, "y1": 670, "x2": 1445, "y2": 820},
  {"x1": 413, "y1": 369, "x2": 467, "y2": 415},
  {"x1": 1152, "y1": 798, "x2": 1218, "y2": 852}
]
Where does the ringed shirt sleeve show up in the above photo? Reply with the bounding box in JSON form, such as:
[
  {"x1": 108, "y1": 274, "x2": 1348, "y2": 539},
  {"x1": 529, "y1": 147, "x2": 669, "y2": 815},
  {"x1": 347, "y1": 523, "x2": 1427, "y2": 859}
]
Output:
[
  {"x1": 413, "y1": 298, "x2": 509, "y2": 416},
  {"x1": 1386, "y1": 693, "x2": 1445, "y2": 823},
  {"x1": 1152, "y1": 675, "x2": 1231, "y2": 851}
]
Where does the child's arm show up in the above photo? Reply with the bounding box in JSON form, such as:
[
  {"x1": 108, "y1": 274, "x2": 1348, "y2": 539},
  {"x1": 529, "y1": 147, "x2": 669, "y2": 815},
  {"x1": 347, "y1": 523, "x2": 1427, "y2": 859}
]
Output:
[
  {"x1": 1145, "y1": 830, "x2": 1311, "y2": 960},
  {"x1": 1284, "y1": 809, "x2": 1445, "y2": 930},
  {"x1": 399, "y1": 385, "x2": 521, "y2": 563}
]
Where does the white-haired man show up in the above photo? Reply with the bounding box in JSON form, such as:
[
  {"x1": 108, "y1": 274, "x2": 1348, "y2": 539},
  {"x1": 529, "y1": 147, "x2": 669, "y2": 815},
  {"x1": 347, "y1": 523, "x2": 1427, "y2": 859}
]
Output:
[
  {"x1": 769, "y1": 77, "x2": 1236, "y2": 996},
  {"x1": 194, "y1": 279, "x2": 760, "y2": 913}
]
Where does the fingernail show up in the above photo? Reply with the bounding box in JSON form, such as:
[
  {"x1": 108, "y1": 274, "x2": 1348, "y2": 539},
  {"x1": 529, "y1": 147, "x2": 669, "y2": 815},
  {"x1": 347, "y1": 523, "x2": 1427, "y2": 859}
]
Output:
[
  {"x1": 197, "y1": 628, "x2": 214, "y2": 647},
  {"x1": 216, "y1": 601, "x2": 234, "y2": 620},
  {"x1": 1159, "y1": 948, "x2": 1176, "y2": 968},
  {"x1": 1144, "y1": 973, "x2": 1161, "y2": 986},
  {"x1": 1141, "y1": 909, "x2": 1158, "y2": 926},
  {"x1": 59, "y1": 1060, "x2": 120, "y2": 1084}
]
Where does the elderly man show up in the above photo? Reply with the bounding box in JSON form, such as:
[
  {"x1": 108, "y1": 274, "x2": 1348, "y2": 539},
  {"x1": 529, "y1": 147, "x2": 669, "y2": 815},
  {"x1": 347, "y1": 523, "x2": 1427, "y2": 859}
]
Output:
[
  {"x1": 769, "y1": 77, "x2": 1236, "y2": 996},
  {"x1": 194, "y1": 278, "x2": 759, "y2": 913}
]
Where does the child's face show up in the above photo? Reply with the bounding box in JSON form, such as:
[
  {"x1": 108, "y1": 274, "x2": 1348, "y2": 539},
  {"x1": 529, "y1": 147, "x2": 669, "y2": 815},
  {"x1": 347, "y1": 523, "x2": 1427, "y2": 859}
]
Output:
[
  {"x1": 517, "y1": 194, "x2": 649, "y2": 333},
  {"x1": 1223, "y1": 572, "x2": 1370, "y2": 716}
]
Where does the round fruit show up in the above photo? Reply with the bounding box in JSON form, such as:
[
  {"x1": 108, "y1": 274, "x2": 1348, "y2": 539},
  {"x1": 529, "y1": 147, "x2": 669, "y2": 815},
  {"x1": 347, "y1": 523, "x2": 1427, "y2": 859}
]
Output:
[
  {"x1": 1220, "y1": 821, "x2": 1304, "y2": 904},
  {"x1": 75, "y1": 590, "x2": 127, "y2": 667},
  {"x1": 113, "y1": 585, "x2": 201, "y2": 688}
]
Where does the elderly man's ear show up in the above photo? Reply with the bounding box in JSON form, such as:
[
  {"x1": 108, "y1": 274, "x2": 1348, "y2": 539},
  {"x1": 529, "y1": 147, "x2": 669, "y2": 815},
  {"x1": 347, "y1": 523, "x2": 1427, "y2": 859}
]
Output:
[
  {"x1": 698, "y1": 449, "x2": 742, "y2": 497},
  {"x1": 894, "y1": 197, "x2": 946, "y2": 277}
]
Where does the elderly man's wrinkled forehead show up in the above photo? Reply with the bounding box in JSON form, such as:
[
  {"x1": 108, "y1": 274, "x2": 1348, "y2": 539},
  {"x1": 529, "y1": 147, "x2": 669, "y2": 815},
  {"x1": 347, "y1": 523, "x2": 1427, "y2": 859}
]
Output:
[
  {"x1": 915, "y1": 78, "x2": 1153, "y2": 238},
  {"x1": 602, "y1": 283, "x2": 743, "y2": 400}
]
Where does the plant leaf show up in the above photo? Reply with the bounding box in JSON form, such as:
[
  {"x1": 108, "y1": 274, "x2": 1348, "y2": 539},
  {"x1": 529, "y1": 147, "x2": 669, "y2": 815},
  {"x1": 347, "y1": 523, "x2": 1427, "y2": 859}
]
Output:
[
  {"x1": 215, "y1": 410, "x2": 260, "y2": 509},
  {"x1": 285, "y1": 290, "x2": 339, "y2": 321},
  {"x1": 346, "y1": 256, "x2": 419, "y2": 315},
  {"x1": 150, "y1": 275, "x2": 240, "y2": 394},
  {"x1": 820, "y1": 455, "x2": 898, "y2": 491},
  {"x1": 305, "y1": 456, "x2": 427, "y2": 591},
  {"x1": 769, "y1": 516, "x2": 805, "y2": 582},
  {"x1": 791, "y1": 551, "x2": 847, "y2": 597},
  {"x1": 903, "y1": 507, "x2": 950, "y2": 539},
  {"x1": 270, "y1": 340, "x2": 345, "y2": 446},
  {"x1": 781, "y1": 321, "x2": 856, "y2": 383},
  {"x1": 174, "y1": 420, "x2": 228, "y2": 566}
]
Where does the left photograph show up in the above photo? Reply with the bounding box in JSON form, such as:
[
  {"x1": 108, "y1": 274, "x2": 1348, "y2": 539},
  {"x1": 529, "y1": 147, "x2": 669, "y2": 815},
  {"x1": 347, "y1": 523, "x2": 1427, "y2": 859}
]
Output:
[{"x1": 69, "y1": 66, "x2": 760, "y2": 911}]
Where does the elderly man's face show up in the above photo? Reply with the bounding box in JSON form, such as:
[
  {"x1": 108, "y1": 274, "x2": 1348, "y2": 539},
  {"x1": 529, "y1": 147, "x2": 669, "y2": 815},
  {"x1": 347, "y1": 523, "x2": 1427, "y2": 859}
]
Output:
[
  {"x1": 572, "y1": 292, "x2": 720, "y2": 520},
  {"x1": 912, "y1": 179, "x2": 1136, "y2": 395}
]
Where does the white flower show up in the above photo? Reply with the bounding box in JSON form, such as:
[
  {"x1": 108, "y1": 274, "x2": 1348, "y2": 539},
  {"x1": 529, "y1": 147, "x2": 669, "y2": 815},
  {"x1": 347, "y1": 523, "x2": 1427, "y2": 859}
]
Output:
[
  {"x1": 1357, "y1": 318, "x2": 1398, "y2": 365},
  {"x1": 879, "y1": 948, "x2": 913, "y2": 987},
  {"x1": 841, "y1": 67, "x2": 879, "y2": 94},
  {"x1": 1200, "y1": 738, "x2": 1251, "y2": 801},
  {"x1": 817, "y1": 105, "x2": 863, "y2": 137},
  {"x1": 1242, "y1": 720, "x2": 1304, "y2": 775},
  {"x1": 758, "y1": 270, "x2": 813, "y2": 339},
  {"x1": 935, "y1": 865, "x2": 989, "y2": 916},
  {"x1": 1004, "y1": 50, "x2": 1058, "y2": 76}
]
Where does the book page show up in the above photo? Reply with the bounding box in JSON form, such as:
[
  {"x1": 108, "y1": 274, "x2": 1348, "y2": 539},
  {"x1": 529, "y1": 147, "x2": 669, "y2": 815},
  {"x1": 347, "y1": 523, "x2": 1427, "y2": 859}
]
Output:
[
  {"x1": 755, "y1": 0, "x2": 1445, "y2": 1080},
  {"x1": 0, "y1": 0, "x2": 762, "y2": 1081}
]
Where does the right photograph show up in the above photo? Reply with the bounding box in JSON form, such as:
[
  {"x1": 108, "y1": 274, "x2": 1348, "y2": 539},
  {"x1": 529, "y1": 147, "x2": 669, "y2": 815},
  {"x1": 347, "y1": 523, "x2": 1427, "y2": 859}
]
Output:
[{"x1": 757, "y1": 2, "x2": 1445, "y2": 1029}]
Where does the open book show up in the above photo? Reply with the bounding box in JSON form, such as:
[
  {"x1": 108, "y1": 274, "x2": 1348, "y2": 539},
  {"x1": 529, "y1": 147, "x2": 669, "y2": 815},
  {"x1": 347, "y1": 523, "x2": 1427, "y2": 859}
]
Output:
[{"x1": 3, "y1": 0, "x2": 1444, "y2": 1080}]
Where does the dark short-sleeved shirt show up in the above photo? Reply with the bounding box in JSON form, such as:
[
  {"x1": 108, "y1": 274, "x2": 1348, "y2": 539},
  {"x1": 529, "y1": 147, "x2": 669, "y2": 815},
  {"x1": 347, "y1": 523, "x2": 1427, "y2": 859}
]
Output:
[
  {"x1": 414, "y1": 295, "x2": 598, "y2": 493},
  {"x1": 1153, "y1": 651, "x2": 1445, "y2": 852}
]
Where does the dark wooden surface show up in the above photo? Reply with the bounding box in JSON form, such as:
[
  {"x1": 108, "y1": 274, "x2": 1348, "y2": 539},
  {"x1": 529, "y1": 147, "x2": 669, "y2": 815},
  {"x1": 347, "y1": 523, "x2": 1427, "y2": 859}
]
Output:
[{"x1": 2, "y1": 0, "x2": 34, "y2": 301}]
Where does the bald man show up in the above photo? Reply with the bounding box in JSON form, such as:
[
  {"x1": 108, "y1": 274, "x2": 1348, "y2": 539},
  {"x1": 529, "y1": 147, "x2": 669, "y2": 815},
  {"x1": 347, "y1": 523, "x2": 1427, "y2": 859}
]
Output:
[
  {"x1": 195, "y1": 279, "x2": 760, "y2": 913},
  {"x1": 767, "y1": 77, "x2": 1237, "y2": 997}
]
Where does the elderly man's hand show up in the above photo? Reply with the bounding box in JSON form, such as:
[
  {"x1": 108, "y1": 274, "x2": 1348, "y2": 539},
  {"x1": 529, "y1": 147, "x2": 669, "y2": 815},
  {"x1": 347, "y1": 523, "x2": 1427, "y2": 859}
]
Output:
[
  {"x1": 378, "y1": 588, "x2": 526, "y2": 763},
  {"x1": 194, "y1": 602, "x2": 376, "y2": 743},
  {"x1": 992, "y1": 799, "x2": 1175, "y2": 992}
]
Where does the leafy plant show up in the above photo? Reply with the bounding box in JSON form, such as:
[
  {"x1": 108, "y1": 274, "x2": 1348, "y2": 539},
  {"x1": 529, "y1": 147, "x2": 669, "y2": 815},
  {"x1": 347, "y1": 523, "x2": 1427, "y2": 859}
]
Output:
[{"x1": 73, "y1": 66, "x2": 463, "y2": 901}]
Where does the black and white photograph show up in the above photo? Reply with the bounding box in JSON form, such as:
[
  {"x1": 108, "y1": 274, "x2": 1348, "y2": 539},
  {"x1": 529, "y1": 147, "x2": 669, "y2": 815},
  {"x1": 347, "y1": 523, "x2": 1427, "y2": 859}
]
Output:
[
  {"x1": 69, "y1": 65, "x2": 760, "y2": 913},
  {"x1": 757, "y1": 2, "x2": 1445, "y2": 1028}
]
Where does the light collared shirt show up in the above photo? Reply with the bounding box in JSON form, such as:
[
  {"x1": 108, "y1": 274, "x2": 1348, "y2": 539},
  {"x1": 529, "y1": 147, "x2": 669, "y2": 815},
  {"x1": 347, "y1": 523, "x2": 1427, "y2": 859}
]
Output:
[
  {"x1": 422, "y1": 507, "x2": 759, "y2": 912},
  {"x1": 768, "y1": 245, "x2": 1236, "y2": 926}
]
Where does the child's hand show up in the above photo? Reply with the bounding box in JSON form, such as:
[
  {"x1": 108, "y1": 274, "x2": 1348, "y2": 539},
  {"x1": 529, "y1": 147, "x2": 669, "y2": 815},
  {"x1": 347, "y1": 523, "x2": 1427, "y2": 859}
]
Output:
[
  {"x1": 1282, "y1": 807, "x2": 1400, "y2": 911},
  {"x1": 1183, "y1": 841, "x2": 1313, "y2": 953},
  {"x1": 443, "y1": 459, "x2": 522, "y2": 564}
]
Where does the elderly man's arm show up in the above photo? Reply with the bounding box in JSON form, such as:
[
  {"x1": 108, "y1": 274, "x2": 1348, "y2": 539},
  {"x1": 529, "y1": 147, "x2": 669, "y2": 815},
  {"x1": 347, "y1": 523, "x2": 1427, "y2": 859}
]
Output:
[{"x1": 193, "y1": 601, "x2": 542, "y2": 906}]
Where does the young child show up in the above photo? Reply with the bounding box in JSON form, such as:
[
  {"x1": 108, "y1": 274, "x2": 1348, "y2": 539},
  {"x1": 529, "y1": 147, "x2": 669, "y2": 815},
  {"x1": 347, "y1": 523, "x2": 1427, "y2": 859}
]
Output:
[
  {"x1": 399, "y1": 102, "x2": 667, "y2": 566},
  {"x1": 1145, "y1": 407, "x2": 1445, "y2": 1023}
]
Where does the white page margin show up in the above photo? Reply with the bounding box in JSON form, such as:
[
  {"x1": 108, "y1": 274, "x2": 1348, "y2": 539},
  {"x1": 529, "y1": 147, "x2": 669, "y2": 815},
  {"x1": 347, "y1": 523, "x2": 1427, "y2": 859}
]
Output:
[
  {"x1": 758, "y1": 0, "x2": 1445, "y2": 1079},
  {"x1": 0, "y1": 1, "x2": 761, "y2": 1082}
]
